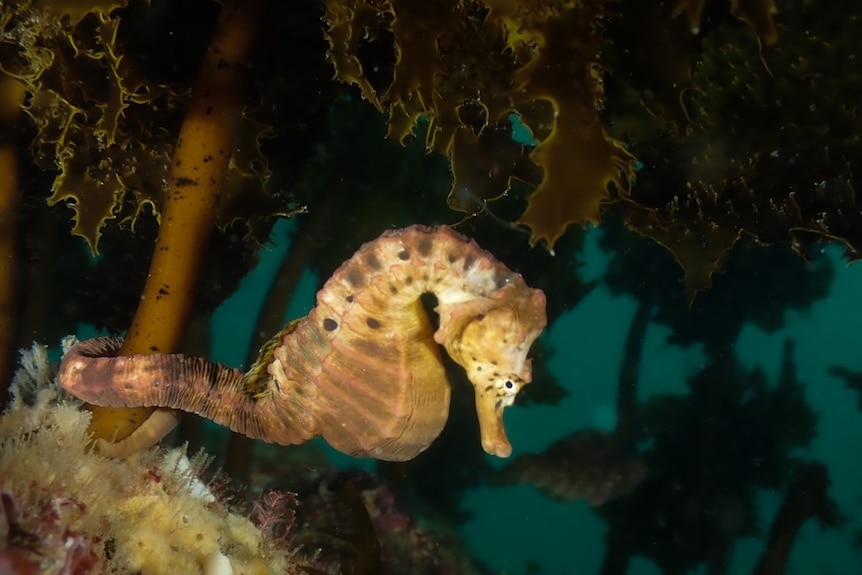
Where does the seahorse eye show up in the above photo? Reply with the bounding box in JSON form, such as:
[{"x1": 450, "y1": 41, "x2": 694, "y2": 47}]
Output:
[{"x1": 497, "y1": 376, "x2": 522, "y2": 398}]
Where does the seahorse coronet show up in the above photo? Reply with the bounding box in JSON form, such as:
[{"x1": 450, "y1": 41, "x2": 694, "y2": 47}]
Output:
[{"x1": 58, "y1": 224, "x2": 547, "y2": 461}]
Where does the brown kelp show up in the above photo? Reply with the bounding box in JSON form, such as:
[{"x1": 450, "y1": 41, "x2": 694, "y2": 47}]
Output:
[{"x1": 323, "y1": 0, "x2": 862, "y2": 297}]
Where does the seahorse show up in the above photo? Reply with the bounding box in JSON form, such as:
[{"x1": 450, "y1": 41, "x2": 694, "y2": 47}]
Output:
[{"x1": 58, "y1": 225, "x2": 547, "y2": 461}]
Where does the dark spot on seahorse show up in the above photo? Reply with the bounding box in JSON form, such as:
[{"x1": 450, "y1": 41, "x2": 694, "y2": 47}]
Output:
[
  {"x1": 404, "y1": 276, "x2": 413, "y2": 285},
  {"x1": 397, "y1": 249, "x2": 410, "y2": 261},
  {"x1": 417, "y1": 236, "x2": 432, "y2": 256},
  {"x1": 323, "y1": 318, "x2": 338, "y2": 331},
  {"x1": 345, "y1": 266, "x2": 364, "y2": 287},
  {"x1": 448, "y1": 252, "x2": 458, "y2": 263},
  {"x1": 463, "y1": 253, "x2": 477, "y2": 270},
  {"x1": 477, "y1": 366, "x2": 482, "y2": 371},
  {"x1": 175, "y1": 176, "x2": 196, "y2": 187},
  {"x1": 476, "y1": 313, "x2": 485, "y2": 320},
  {"x1": 366, "y1": 317, "x2": 381, "y2": 329},
  {"x1": 389, "y1": 285, "x2": 398, "y2": 294},
  {"x1": 494, "y1": 399, "x2": 503, "y2": 410},
  {"x1": 495, "y1": 272, "x2": 513, "y2": 289},
  {"x1": 485, "y1": 385, "x2": 493, "y2": 391},
  {"x1": 364, "y1": 253, "x2": 382, "y2": 271},
  {"x1": 346, "y1": 294, "x2": 354, "y2": 303}
]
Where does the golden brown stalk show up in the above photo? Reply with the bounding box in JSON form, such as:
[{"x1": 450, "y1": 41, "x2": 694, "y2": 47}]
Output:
[{"x1": 87, "y1": 0, "x2": 263, "y2": 452}]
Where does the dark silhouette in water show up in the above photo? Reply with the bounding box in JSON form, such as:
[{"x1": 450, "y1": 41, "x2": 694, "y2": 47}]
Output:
[{"x1": 496, "y1": 429, "x2": 648, "y2": 506}]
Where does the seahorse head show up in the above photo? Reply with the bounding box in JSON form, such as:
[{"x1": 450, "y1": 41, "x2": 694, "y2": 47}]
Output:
[{"x1": 436, "y1": 283, "x2": 547, "y2": 457}]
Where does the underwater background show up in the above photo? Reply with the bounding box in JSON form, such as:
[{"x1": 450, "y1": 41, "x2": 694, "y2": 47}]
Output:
[{"x1": 2, "y1": 0, "x2": 862, "y2": 573}]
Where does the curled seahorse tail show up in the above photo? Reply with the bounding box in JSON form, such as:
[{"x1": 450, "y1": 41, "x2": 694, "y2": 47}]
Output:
[{"x1": 58, "y1": 336, "x2": 270, "y2": 440}]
